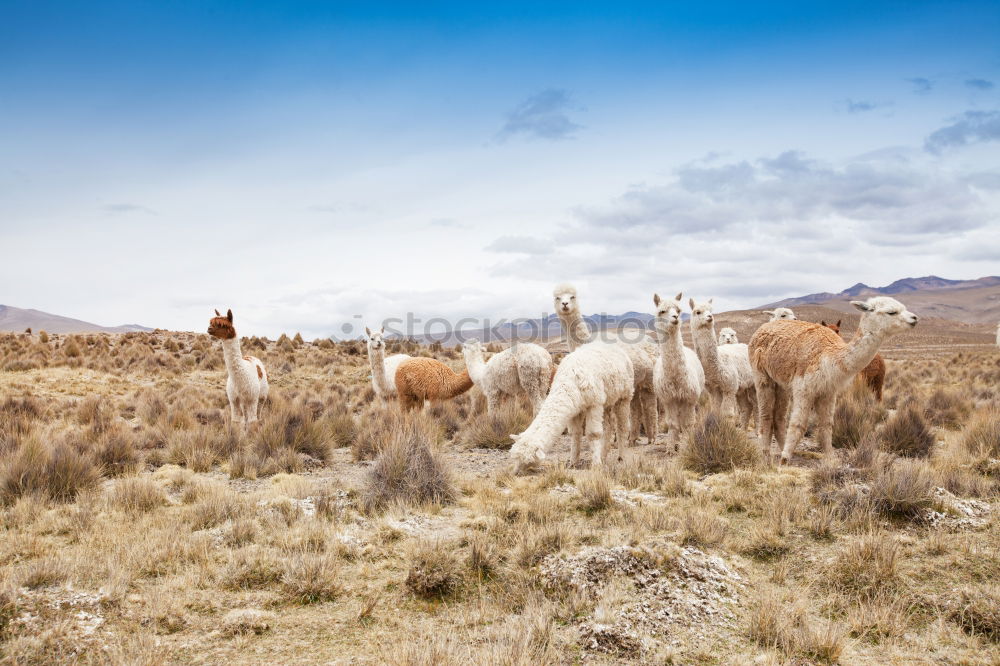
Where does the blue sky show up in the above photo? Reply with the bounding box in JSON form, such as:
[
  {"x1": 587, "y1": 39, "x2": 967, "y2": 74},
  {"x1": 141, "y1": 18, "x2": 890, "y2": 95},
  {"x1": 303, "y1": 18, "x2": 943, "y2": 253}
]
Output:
[{"x1": 1, "y1": 1, "x2": 998, "y2": 337}]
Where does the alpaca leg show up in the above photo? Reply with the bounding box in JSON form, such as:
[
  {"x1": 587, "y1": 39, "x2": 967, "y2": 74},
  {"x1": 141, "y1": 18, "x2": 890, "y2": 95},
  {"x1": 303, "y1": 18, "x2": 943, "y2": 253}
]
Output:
[
  {"x1": 641, "y1": 388, "x2": 657, "y2": 445},
  {"x1": 568, "y1": 417, "x2": 584, "y2": 468},
  {"x1": 779, "y1": 395, "x2": 811, "y2": 464},
  {"x1": 614, "y1": 399, "x2": 631, "y2": 462},
  {"x1": 676, "y1": 402, "x2": 696, "y2": 453},
  {"x1": 584, "y1": 406, "x2": 605, "y2": 468},
  {"x1": 773, "y1": 388, "x2": 791, "y2": 455},
  {"x1": 814, "y1": 394, "x2": 837, "y2": 458},
  {"x1": 872, "y1": 375, "x2": 884, "y2": 403},
  {"x1": 755, "y1": 379, "x2": 776, "y2": 458}
]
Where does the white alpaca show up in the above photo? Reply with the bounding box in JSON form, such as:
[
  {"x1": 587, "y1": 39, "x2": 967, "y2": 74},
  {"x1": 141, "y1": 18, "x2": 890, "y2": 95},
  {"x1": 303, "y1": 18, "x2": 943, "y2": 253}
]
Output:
[
  {"x1": 207, "y1": 309, "x2": 268, "y2": 428},
  {"x1": 689, "y1": 298, "x2": 756, "y2": 427},
  {"x1": 365, "y1": 326, "x2": 412, "y2": 399},
  {"x1": 718, "y1": 328, "x2": 739, "y2": 345},
  {"x1": 462, "y1": 338, "x2": 553, "y2": 415},
  {"x1": 763, "y1": 307, "x2": 797, "y2": 321},
  {"x1": 553, "y1": 283, "x2": 658, "y2": 444},
  {"x1": 750, "y1": 296, "x2": 918, "y2": 464},
  {"x1": 651, "y1": 293, "x2": 705, "y2": 451},
  {"x1": 510, "y1": 342, "x2": 633, "y2": 472}
]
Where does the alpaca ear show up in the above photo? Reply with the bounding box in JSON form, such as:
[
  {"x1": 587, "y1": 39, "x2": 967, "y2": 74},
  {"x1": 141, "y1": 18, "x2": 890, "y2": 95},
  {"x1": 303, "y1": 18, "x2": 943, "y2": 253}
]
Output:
[
  {"x1": 215, "y1": 309, "x2": 221, "y2": 317},
  {"x1": 850, "y1": 301, "x2": 872, "y2": 312},
  {"x1": 836, "y1": 319, "x2": 841, "y2": 327},
  {"x1": 226, "y1": 309, "x2": 233, "y2": 322},
  {"x1": 653, "y1": 293, "x2": 661, "y2": 307},
  {"x1": 708, "y1": 298, "x2": 713, "y2": 305},
  {"x1": 675, "y1": 292, "x2": 683, "y2": 302},
  {"x1": 365, "y1": 327, "x2": 372, "y2": 336},
  {"x1": 763, "y1": 310, "x2": 774, "y2": 317},
  {"x1": 688, "y1": 298, "x2": 695, "y2": 310},
  {"x1": 379, "y1": 326, "x2": 384, "y2": 335},
  {"x1": 821, "y1": 320, "x2": 826, "y2": 326}
]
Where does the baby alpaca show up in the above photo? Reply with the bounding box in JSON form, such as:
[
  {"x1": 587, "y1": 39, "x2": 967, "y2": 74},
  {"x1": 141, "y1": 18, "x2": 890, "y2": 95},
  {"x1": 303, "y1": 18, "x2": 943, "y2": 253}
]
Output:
[
  {"x1": 207, "y1": 309, "x2": 269, "y2": 429},
  {"x1": 394, "y1": 357, "x2": 473, "y2": 411},
  {"x1": 652, "y1": 293, "x2": 705, "y2": 451},
  {"x1": 764, "y1": 308, "x2": 797, "y2": 321},
  {"x1": 689, "y1": 298, "x2": 756, "y2": 427},
  {"x1": 510, "y1": 342, "x2": 634, "y2": 472},
  {"x1": 365, "y1": 326, "x2": 412, "y2": 399},
  {"x1": 462, "y1": 339, "x2": 553, "y2": 415},
  {"x1": 821, "y1": 320, "x2": 886, "y2": 402},
  {"x1": 718, "y1": 328, "x2": 739, "y2": 345},
  {"x1": 750, "y1": 297, "x2": 917, "y2": 464}
]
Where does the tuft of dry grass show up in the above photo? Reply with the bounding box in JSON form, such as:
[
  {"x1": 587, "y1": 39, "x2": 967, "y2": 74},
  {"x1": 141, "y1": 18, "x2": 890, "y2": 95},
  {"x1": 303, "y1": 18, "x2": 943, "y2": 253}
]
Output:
[
  {"x1": 458, "y1": 402, "x2": 533, "y2": 449},
  {"x1": 281, "y1": 553, "x2": 342, "y2": 604},
  {"x1": 869, "y1": 458, "x2": 935, "y2": 519},
  {"x1": 576, "y1": 471, "x2": 613, "y2": 514},
  {"x1": 681, "y1": 412, "x2": 762, "y2": 474},
  {"x1": 747, "y1": 587, "x2": 845, "y2": 663},
  {"x1": 833, "y1": 380, "x2": 886, "y2": 449},
  {"x1": 0, "y1": 435, "x2": 100, "y2": 505},
  {"x1": 925, "y1": 388, "x2": 972, "y2": 430},
  {"x1": 828, "y1": 532, "x2": 899, "y2": 599},
  {"x1": 949, "y1": 585, "x2": 1000, "y2": 643},
  {"x1": 880, "y1": 405, "x2": 935, "y2": 458},
  {"x1": 109, "y1": 476, "x2": 166, "y2": 514},
  {"x1": 360, "y1": 421, "x2": 455, "y2": 514},
  {"x1": 406, "y1": 540, "x2": 462, "y2": 599}
]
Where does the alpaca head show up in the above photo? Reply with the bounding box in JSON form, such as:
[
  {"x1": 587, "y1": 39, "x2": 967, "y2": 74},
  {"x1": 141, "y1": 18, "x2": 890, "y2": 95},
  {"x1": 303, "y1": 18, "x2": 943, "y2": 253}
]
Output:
[
  {"x1": 820, "y1": 320, "x2": 842, "y2": 336},
  {"x1": 851, "y1": 297, "x2": 918, "y2": 338},
  {"x1": 509, "y1": 431, "x2": 545, "y2": 473},
  {"x1": 461, "y1": 338, "x2": 484, "y2": 363},
  {"x1": 688, "y1": 297, "x2": 715, "y2": 331},
  {"x1": 653, "y1": 292, "x2": 684, "y2": 334},
  {"x1": 553, "y1": 283, "x2": 579, "y2": 317},
  {"x1": 764, "y1": 307, "x2": 797, "y2": 321},
  {"x1": 207, "y1": 309, "x2": 236, "y2": 340},
  {"x1": 718, "y1": 327, "x2": 738, "y2": 345},
  {"x1": 364, "y1": 326, "x2": 385, "y2": 352}
]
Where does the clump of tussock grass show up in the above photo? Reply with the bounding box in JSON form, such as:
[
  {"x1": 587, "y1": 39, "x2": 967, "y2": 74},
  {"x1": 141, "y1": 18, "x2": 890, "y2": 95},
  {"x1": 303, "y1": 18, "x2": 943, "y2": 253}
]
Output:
[
  {"x1": 879, "y1": 404, "x2": 935, "y2": 458},
  {"x1": 0, "y1": 435, "x2": 100, "y2": 505},
  {"x1": 610, "y1": 457, "x2": 689, "y2": 496},
  {"x1": 747, "y1": 587, "x2": 846, "y2": 663},
  {"x1": 869, "y1": 458, "x2": 936, "y2": 519},
  {"x1": 281, "y1": 554, "x2": 341, "y2": 604},
  {"x1": 827, "y1": 532, "x2": 899, "y2": 599},
  {"x1": 576, "y1": 471, "x2": 613, "y2": 514},
  {"x1": 833, "y1": 380, "x2": 886, "y2": 449},
  {"x1": 185, "y1": 484, "x2": 247, "y2": 530},
  {"x1": 457, "y1": 402, "x2": 532, "y2": 449},
  {"x1": 681, "y1": 411, "x2": 762, "y2": 474},
  {"x1": 109, "y1": 476, "x2": 165, "y2": 514},
  {"x1": 360, "y1": 421, "x2": 455, "y2": 514},
  {"x1": 251, "y1": 400, "x2": 330, "y2": 466},
  {"x1": 958, "y1": 407, "x2": 1000, "y2": 476},
  {"x1": 949, "y1": 585, "x2": 1000, "y2": 643},
  {"x1": 17, "y1": 556, "x2": 70, "y2": 589},
  {"x1": 405, "y1": 540, "x2": 462, "y2": 599},
  {"x1": 220, "y1": 547, "x2": 284, "y2": 591},
  {"x1": 925, "y1": 388, "x2": 972, "y2": 430},
  {"x1": 221, "y1": 609, "x2": 274, "y2": 637},
  {"x1": 93, "y1": 427, "x2": 140, "y2": 476},
  {"x1": 0, "y1": 396, "x2": 45, "y2": 441},
  {"x1": 353, "y1": 405, "x2": 443, "y2": 461},
  {"x1": 677, "y1": 507, "x2": 728, "y2": 547},
  {"x1": 320, "y1": 405, "x2": 356, "y2": 448}
]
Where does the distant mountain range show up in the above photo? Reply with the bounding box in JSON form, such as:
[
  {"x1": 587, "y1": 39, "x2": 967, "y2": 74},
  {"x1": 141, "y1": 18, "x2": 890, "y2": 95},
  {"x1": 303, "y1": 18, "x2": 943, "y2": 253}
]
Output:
[
  {"x1": 0, "y1": 305, "x2": 153, "y2": 334},
  {"x1": 760, "y1": 275, "x2": 1000, "y2": 324}
]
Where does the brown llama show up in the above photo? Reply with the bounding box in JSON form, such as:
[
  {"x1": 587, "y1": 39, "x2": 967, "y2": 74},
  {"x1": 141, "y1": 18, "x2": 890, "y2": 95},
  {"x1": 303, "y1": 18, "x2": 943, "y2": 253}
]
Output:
[
  {"x1": 821, "y1": 319, "x2": 886, "y2": 402},
  {"x1": 394, "y1": 357, "x2": 474, "y2": 411}
]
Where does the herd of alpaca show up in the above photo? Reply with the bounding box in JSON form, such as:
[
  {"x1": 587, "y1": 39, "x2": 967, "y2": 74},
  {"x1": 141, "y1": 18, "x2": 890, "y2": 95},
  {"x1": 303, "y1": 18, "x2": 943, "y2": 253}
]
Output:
[{"x1": 207, "y1": 286, "x2": 919, "y2": 470}]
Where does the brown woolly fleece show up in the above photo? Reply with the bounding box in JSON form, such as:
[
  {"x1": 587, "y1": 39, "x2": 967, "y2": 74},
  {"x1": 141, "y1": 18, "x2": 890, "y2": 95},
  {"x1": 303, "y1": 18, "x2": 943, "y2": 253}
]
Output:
[
  {"x1": 749, "y1": 320, "x2": 846, "y2": 384},
  {"x1": 394, "y1": 357, "x2": 474, "y2": 411},
  {"x1": 821, "y1": 321, "x2": 886, "y2": 402}
]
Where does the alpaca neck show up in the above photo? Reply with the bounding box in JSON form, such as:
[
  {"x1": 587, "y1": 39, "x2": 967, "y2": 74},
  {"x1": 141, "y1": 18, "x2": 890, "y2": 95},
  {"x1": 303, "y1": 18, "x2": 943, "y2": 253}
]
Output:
[
  {"x1": 220, "y1": 336, "x2": 244, "y2": 375},
  {"x1": 527, "y1": 380, "x2": 580, "y2": 446},
  {"x1": 444, "y1": 369, "x2": 474, "y2": 398},
  {"x1": 464, "y1": 351, "x2": 487, "y2": 386},
  {"x1": 368, "y1": 345, "x2": 388, "y2": 390},
  {"x1": 691, "y1": 323, "x2": 723, "y2": 382},
  {"x1": 558, "y1": 311, "x2": 590, "y2": 352},
  {"x1": 656, "y1": 324, "x2": 687, "y2": 366},
  {"x1": 837, "y1": 329, "x2": 884, "y2": 378}
]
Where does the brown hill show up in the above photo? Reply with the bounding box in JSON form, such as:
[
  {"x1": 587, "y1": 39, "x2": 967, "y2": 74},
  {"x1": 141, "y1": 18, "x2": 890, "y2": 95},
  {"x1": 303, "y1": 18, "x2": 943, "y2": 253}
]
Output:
[
  {"x1": 761, "y1": 275, "x2": 1000, "y2": 324},
  {"x1": 0, "y1": 305, "x2": 152, "y2": 334}
]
